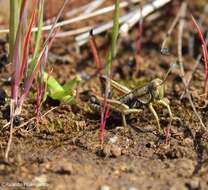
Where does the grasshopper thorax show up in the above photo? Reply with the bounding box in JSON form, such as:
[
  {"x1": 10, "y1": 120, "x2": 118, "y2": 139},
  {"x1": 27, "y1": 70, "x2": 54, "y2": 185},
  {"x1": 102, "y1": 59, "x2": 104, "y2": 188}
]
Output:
[{"x1": 149, "y1": 78, "x2": 165, "y2": 100}]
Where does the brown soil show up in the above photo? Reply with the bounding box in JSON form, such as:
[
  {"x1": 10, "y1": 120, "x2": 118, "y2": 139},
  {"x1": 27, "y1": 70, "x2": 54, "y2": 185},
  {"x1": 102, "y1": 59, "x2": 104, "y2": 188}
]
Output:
[{"x1": 0, "y1": 1, "x2": 208, "y2": 190}]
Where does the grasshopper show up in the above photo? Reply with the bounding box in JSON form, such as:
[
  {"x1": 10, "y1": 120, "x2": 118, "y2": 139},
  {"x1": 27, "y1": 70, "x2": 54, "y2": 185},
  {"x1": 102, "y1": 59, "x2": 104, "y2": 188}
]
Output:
[{"x1": 89, "y1": 72, "x2": 175, "y2": 133}]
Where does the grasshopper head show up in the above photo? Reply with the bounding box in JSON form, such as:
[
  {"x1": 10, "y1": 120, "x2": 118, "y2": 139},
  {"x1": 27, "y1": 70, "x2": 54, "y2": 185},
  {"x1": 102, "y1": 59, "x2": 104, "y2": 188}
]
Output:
[{"x1": 149, "y1": 78, "x2": 165, "y2": 100}]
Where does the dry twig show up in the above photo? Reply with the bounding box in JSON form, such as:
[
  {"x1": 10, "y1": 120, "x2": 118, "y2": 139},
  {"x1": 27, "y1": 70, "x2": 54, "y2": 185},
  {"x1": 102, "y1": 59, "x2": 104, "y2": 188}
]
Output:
[
  {"x1": 0, "y1": 0, "x2": 141, "y2": 34},
  {"x1": 180, "y1": 33, "x2": 208, "y2": 99},
  {"x1": 161, "y1": 3, "x2": 181, "y2": 53},
  {"x1": 76, "y1": 0, "x2": 171, "y2": 45},
  {"x1": 177, "y1": 2, "x2": 206, "y2": 131},
  {"x1": 120, "y1": 0, "x2": 171, "y2": 36}
]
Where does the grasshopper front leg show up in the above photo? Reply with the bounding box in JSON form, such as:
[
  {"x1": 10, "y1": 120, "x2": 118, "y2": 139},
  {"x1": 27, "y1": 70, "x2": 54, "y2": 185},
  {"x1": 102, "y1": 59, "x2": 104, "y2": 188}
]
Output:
[
  {"x1": 157, "y1": 98, "x2": 173, "y2": 120},
  {"x1": 148, "y1": 102, "x2": 162, "y2": 133},
  {"x1": 157, "y1": 98, "x2": 181, "y2": 124}
]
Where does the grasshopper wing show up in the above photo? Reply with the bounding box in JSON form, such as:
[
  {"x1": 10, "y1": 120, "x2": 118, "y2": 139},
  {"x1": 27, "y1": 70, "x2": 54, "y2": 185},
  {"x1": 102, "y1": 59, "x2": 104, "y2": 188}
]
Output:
[
  {"x1": 96, "y1": 95, "x2": 130, "y2": 113},
  {"x1": 100, "y1": 75, "x2": 131, "y2": 95}
]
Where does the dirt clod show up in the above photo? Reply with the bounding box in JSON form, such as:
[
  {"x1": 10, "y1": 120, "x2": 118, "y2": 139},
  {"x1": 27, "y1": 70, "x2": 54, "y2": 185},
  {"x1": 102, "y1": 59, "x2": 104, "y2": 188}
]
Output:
[{"x1": 102, "y1": 144, "x2": 122, "y2": 157}]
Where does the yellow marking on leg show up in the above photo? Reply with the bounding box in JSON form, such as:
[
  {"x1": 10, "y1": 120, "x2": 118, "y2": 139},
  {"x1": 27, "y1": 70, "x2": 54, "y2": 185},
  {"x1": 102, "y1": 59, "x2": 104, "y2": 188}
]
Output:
[
  {"x1": 124, "y1": 109, "x2": 142, "y2": 115},
  {"x1": 148, "y1": 102, "x2": 161, "y2": 133},
  {"x1": 158, "y1": 98, "x2": 181, "y2": 124},
  {"x1": 158, "y1": 99, "x2": 173, "y2": 120}
]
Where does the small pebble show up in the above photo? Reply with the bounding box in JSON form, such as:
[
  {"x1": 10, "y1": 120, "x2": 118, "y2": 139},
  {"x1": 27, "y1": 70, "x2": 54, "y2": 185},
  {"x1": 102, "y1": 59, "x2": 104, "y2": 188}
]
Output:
[
  {"x1": 110, "y1": 145, "x2": 121, "y2": 157},
  {"x1": 183, "y1": 138, "x2": 193, "y2": 146},
  {"x1": 128, "y1": 187, "x2": 138, "y2": 190},
  {"x1": 186, "y1": 178, "x2": 200, "y2": 190},
  {"x1": 102, "y1": 144, "x2": 121, "y2": 157},
  {"x1": 146, "y1": 141, "x2": 155, "y2": 148},
  {"x1": 109, "y1": 136, "x2": 118, "y2": 144},
  {"x1": 103, "y1": 145, "x2": 111, "y2": 157},
  {"x1": 100, "y1": 185, "x2": 110, "y2": 190},
  {"x1": 33, "y1": 174, "x2": 48, "y2": 187},
  {"x1": 56, "y1": 162, "x2": 73, "y2": 175},
  {"x1": 13, "y1": 115, "x2": 24, "y2": 126}
]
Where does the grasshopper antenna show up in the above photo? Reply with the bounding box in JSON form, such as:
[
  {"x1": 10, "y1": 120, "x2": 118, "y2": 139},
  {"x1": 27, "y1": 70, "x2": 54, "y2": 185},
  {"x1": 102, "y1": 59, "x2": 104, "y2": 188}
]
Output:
[{"x1": 159, "y1": 62, "x2": 177, "y2": 86}]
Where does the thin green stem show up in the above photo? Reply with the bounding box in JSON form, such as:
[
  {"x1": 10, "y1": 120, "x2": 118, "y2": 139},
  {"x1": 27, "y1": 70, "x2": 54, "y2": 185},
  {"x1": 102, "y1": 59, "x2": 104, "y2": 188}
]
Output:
[
  {"x1": 9, "y1": 0, "x2": 20, "y2": 60},
  {"x1": 33, "y1": 0, "x2": 44, "y2": 60},
  {"x1": 106, "y1": 0, "x2": 119, "y2": 73}
]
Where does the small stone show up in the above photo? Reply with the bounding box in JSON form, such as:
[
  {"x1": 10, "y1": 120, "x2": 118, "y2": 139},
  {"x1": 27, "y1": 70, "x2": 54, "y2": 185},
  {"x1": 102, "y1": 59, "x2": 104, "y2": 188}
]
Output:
[
  {"x1": 100, "y1": 185, "x2": 110, "y2": 190},
  {"x1": 121, "y1": 149, "x2": 128, "y2": 155},
  {"x1": 128, "y1": 187, "x2": 138, "y2": 190},
  {"x1": 13, "y1": 115, "x2": 24, "y2": 126},
  {"x1": 102, "y1": 144, "x2": 122, "y2": 157},
  {"x1": 103, "y1": 145, "x2": 111, "y2": 157},
  {"x1": 186, "y1": 178, "x2": 200, "y2": 190},
  {"x1": 146, "y1": 141, "x2": 155, "y2": 148},
  {"x1": 109, "y1": 136, "x2": 118, "y2": 144},
  {"x1": 0, "y1": 164, "x2": 5, "y2": 170},
  {"x1": 33, "y1": 174, "x2": 48, "y2": 187},
  {"x1": 56, "y1": 162, "x2": 73, "y2": 175},
  {"x1": 110, "y1": 145, "x2": 121, "y2": 157},
  {"x1": 183, "y1": 138, "x2": 193, "y2": 146},
  {"x1": 159, "y1": 143, "x2": 170, "y2": 150}
]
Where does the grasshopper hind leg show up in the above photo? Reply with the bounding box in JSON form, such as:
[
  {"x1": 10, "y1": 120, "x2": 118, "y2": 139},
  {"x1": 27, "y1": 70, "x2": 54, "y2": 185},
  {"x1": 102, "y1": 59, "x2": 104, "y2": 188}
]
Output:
[{"x1": 121, "y1": 109, "x2": 142, "y2": 127}]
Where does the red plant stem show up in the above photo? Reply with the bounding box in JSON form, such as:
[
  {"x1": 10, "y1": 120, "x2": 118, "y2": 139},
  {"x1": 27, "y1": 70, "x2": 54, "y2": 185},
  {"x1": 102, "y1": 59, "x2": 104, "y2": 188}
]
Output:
[
  {"x1": 164, "y1": 127, "x2": 170, "y2": 145},
  {"x1": 35, "y1": 79, "x2": 44, "y2": 123},
  {"x1": 191, "y1": 15, "x2": 208, "y2": 93},
  {"x1": 20, "y1": 8, "x2": 37, "y2": 81},
  {"x1": 35, "y1": 47, "x2": 49, "y2": 123},
  {"x1": 88, "y1": 30, "x2": 103, "y2": 71},
  {"x1": 100, "y1": 96, "x2": 110, "y2": 144},
  {"x1": 19, "y1": 27, "x2": 57, "y2": 107},
  {"x1": 11, "y1": 0, "x2": 30, "y2": 102},
  {"x1": 88, "y1": 29, "x2": 110, "y2": 144}
]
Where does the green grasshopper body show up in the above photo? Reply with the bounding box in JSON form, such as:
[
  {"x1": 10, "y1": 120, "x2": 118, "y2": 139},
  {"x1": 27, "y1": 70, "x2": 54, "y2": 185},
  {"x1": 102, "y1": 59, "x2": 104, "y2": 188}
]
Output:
[{"x1": 89, "y1": 76, "x2": 174, "y2": 133}]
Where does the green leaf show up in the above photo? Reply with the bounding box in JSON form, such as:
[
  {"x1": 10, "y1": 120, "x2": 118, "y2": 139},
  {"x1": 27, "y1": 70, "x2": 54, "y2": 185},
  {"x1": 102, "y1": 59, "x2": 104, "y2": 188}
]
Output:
[
  {"x1": 44, "y1": 73, "x2": 81, "y2": 103},
  {"x1": 63, "y1": 75, "x2": 81, "y2": 94}
]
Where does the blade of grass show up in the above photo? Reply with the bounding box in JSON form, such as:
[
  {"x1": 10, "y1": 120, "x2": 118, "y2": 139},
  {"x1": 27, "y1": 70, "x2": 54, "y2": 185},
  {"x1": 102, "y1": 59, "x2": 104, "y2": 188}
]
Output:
[
  {"x1": 11, "y1": 0, "x2": 30, "y2": 103},
  {"x1": 35, "y1": 46, "x2": 48, "y2": 123},
  {"x1": 100, "y1": 0, "x2": 120, "y2": 144},
  {"x1": 20, "y1": 6, "x2": 37, "y2": 82},
  {"x1": 19, "y1": 0, "x2": 69, "y2": 107},
  {"x1": 33, "y1": 0, "x2": 44, "y2": 60},
  {"x1": 106, "y1": 0, "x2": 120, "y2": 73},
  {"x1": 9, "y1": 0, "x2": 20, "y2": 60},
  {"x1": 6, "y1": 0, "x2": 69, "y2": 161},
  {"x1": 19, "y1": 33, "x2": 56, "y2": 108}
]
